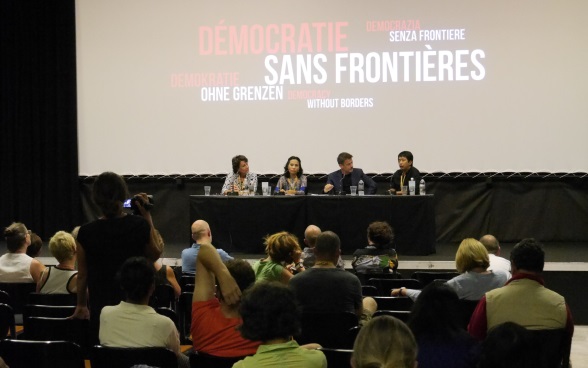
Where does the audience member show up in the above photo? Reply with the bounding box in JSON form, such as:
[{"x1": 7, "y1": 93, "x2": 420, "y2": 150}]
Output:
[
  {"x1": 352, "y1": 221, "x2": 399, "y2": 276},
  {"x1": 221, "y1": 155, "x2": 258, "y2": 195},
  {"x1": 390, "y1": 150, "x2": 421, "y2": 195},
  {"x1": 234, "y1": 282, "x2": 327, "y2": 368},
  {"x1": 323, "y1": 152, "x2": 377, "y2": 195},
  {"x1": 26, "y1": 232, "x2": 43, "y2": 258},
  {"x1": 71, "y1": 171, "x2": 163, "y2": 345},
  {"x1": 477, "y1": 322, "x2": 538, "y2": 368},
  {"x1": 300, "y1": 225, "x2": 344, "y2": 269},
  {"x1": 392, "y1": 238, "x2": 508, "y2": 301},
  {"x1": 154, "y1": 238, "x2": 181, "y2": 298},
  {"x1": 468, "y1": 238, "x2": 574, "y2": 341},
  {"x1": 408, "y1": 283, "x2": 479, "y2": 368},
  {"x1": 37, "y1": 231, "x2": 78, "y2": 294},
  {"x1": 479, "y1": 234, "x2": 511, "y2": 277},
  {"x1": 0, "y1": 222, "x2": 45, "y2": 283},
  {"x1": 276, "y1": 156, "x2": 307, "y2": 194},
  {"x1": 290, "y1": 231, "x2": 377, "y2": 324},
  {"x1": 181, "y1": 220, "x2": 232, "y2": 274},
  {"x1": 253, "y1": 231, "x2": 303, "y2": 284},
  {"x1": 352, "y1": 315, "x2": 417, "y2": 368},
  {"x1": 191, "y1": 241, "x2": 260, "y2": 357},
  {"x1": 99, "y1": 257, "x2": 188, "y2": 368}
]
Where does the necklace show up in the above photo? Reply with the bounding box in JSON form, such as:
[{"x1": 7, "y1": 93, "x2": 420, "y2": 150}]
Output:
[
  {"x1": 237, "y1": 175, "x2": 246, "y2": 190},
  {"x1": 287, "y1": 177, "x2": 298, "y2": 190}
]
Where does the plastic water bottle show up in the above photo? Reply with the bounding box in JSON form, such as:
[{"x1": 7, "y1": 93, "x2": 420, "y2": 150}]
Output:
[
  {"x1": 358, "y1": 180, "x2": 365, "y2": 196},
  {"x1": 419, "y1": 179, "x2": 426, "y2": 195},
  {"x1": 408, "y1": 177, "x2": 415, "y2": 195},
  {"x1": 274, "y1": 185, "x2": 280, "y2": 195}
]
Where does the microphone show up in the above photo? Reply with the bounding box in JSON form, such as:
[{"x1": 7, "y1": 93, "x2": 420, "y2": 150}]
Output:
[{"x1": 338, "y1": 173, "x2": 346, "y2": 195}]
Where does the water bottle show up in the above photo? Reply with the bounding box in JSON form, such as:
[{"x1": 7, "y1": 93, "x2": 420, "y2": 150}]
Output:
[
  {"x1": 358, "y1": 180, "x2": 365, "y2": 196},
  {"x1": 274, "y1": 185, "x2": 280, "y2": 195},
  {"x1": 419, "y1": 179, "x2": 426, "y2": 195},
  {"x1": 408, "y1": 177, "x2": 415, "y2": 195}
]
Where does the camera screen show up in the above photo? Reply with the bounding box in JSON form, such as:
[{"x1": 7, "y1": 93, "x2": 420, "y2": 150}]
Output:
[{"x1": 123, "y1": 199, "x2": 132, "y2": 208}]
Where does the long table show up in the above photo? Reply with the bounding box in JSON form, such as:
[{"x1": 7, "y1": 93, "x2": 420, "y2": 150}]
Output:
[{"x1": 189, "y1": 195, "x2": 436, "y2": 256}]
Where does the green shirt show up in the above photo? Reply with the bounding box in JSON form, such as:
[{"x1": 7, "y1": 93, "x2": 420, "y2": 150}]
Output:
[
  {"x1": 252, "y1": 259, "x2": 284, "y2": 283},
  {"x1": 232, "y1": 340, "x2": 326, "y2": 368}
]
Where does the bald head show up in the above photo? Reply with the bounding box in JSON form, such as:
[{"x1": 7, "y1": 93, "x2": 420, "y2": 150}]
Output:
[
  {"x1": 479, "y1": 234, "x2": 500, "y2": 255},
  {"x1": 191, "y1": 220, "x2": 211, "y2": 243},
  {"x1": 304, "y1": 225, "x2": 321, "y2": 248}
]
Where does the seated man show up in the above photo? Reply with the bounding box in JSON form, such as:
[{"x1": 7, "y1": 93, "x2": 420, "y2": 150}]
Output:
[
  {"x1": 352, "y1": 221, "x2": 399, "y2": 277},
  {"x1": 290, "y1": 231, "x2": 377, "y2": 324},
  {"x1": 469, "y1": 238, "x2": 574, "y2": 341},
  {"x1": 191, "y1": 241, "x2": 260, "y2": 357},
  {"x1": 182, "y1": 220, "x2": 232, "y2": 274},
  {"x1": 323, "y1": 152, "x2": 377, "y2": 195},
  {"x1": 300, "y1": 225, "x2": 344, "y2": 269},
  {"x1": 479, "y1": 234, "x2": 511, "y2": 278},
  {"x1": 390, "y1": 150, "x2": 421, "y2": 195},
  {"x1": 37, "y1": 231, "x2": 78, "y2": 294},
  {"x1": 99, "y1": 257, "x2": 188, "y2": 368}
]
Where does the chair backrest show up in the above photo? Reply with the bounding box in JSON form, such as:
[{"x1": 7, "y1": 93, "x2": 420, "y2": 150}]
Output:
[
  {"x1": 368, "y1": 278, "x2": 423, "y2": 296},
  {"x1": 22, "y1": 304, "x2": 77, "y2": 335},
  {"x1": 318, "y1": 348, "x2": 353, "y2": 368},
  {"x1": 181, "y1": 274, "x2": 195, "y2": 288},
  {"x1": 411, "y1": 271, "x2": 459, "y2": 287},
  {"x1": 457, "y1": 299, "x2": 480, "y2": 330},
  {"x1": 189, "y1": 351, "x2": 247, "y2": 368},
  {"x1": 0, "y1": 339, "x2": 85, "y2": 368},
  {"x1": 28, "y1": 292, "x2": 77, "y2": 306},
  {"x1": 528, "y1": 329, "x2": 571, "y2": 368},
  {"x1": 372, "y1": 296, "x2": 413, "y2": 311},
  {"x1": 0, "y1": 290, "x2": 11, "y2": 305},
  {"x1": 372, "y1": 310, "x2": 411, "y2": 322},
  {"x1": 149, "y1": 283, "x2": 176, "y2": 310},
  {"x1": 183, "y1": 283, "x2": 196, "y2": 293},
  {"x1": 24, "y1": 317, "x2": 90, "y2": 356},
  {"x1": 156, "y1": 307, "x2": 179, "y2": 330},
  {"x1": 298, "y1": 311, "x2": 359, "y2": 348},
  {"x1": 91, "y1": 345, "x2": 178, "y2": 368},
  {"x1": 0, "y1": 303, "x2": 16, "y2": 339},
  {"x1": 0, "y1": 282, "x2": 37, "y2": 314},
  {"x1": 361, "y1": 285, "x2": 378, "y2": 296},
  {"x1": 178, "y1": 291, "x2": 194, "y2": 345}
]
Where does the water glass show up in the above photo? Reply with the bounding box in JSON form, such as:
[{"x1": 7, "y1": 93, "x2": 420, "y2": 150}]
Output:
[
  {"x1": 204, "y1": 186, "x2": 211, "y2": 196},
  {"x1": 350, "y1": 186, "x2": 357, "y2": 195}
]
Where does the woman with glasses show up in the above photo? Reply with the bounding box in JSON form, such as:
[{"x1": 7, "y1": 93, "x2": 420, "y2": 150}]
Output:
[{"x1": 0, "y1": 222, "x2": 46, "y2": 283}]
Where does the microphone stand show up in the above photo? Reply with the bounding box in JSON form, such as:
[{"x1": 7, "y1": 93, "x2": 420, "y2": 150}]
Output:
[{"x1": 337, "y1": 173, "x2": 346, "y2": 195}]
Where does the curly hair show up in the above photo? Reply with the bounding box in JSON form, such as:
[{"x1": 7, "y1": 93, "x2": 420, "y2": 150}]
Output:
[
  {"x1": 4, "y1": 222, "x2": 28, "y2": 252},
  {"x1": 231, "y1": 155, "x2": 248, "y2": 174},
  {"x1": 455, "y1": 238, "x2": 490, "y2": 273},
  {"x1": 367, "y1": 221, "x2": 394, "y2": 247},
  {"x1": 282, "y1": 156, "x2": 304, "y2": 179},
  {"x1": 264, "y1": 231, "x2": 301, "y2": 264},
  {"x1": 238, "y1": 281, "x2": 301, "y2": 341}
]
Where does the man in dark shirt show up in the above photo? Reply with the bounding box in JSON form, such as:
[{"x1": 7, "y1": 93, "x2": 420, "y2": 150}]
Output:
[
  {"x1": 324, "y1": 152, "x2": 377, "y2": 195},
  {"x1": 390, "y1": 151, "x2": 421, "y2": 195}
]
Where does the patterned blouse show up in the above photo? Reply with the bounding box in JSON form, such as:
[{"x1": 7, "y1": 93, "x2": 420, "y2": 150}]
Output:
[
  {"x1": 276, "y1": 175, "x2": 308, "y2": 193},
  {"x1": 221, "y1": 172, "x2": 258, "y2": 194}
]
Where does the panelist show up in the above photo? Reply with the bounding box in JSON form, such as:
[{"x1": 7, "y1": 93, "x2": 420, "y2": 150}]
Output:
[
  {"x1": 390, "y1": 150, "x2": 421, "y2": 195},
  {"x1": 276, "y1": 156, "x2": 307, "y2": 195},
  {"x1": 323, "y1": 152, "x2": 376, "y2": 194},
  {"x1": 221, "y1": 155, "x2": 258, "y2": 195}
]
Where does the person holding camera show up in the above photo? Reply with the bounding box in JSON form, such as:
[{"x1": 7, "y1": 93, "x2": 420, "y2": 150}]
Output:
[{"x1": 70, "y1": 171, "x2": 163, "y2": 345}]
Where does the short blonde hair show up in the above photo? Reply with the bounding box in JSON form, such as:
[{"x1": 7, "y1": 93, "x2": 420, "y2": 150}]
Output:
[
  {"x1": 455, "y1": 238, "x2": 490, "y2": 273},
  {"x1": 264, "y1": 231, "x2": 301, "y2": 264},
  {"x1": 352, "y1": 315, "x2": 417, "y2": 368},
  {"x1": 49, "y1": 231, "x2": 76, "y2": 263}
]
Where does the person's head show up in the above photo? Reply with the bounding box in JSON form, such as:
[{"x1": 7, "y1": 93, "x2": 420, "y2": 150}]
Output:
[
  {"x1": 337, "y1": 152, "x2": 354, "y2": 175},
  {"x1": 283, "y1": 156, "x2": 303, "y2": 179},
  {"x1": 510, "y1": 238, "x2": 544, "y2": 274},
  {"x1": 398, "y1": 151, "x2": 414, "y2": 172},
  {"x1": 92, "y1": 171, "x2": 129, "y2": 218},
  {"x1": 352, "y1": 315, "x2": 417, "y2": 368},
  {"x1": 117, "y1": 256, "x2": 155, "y2": 304},
  {"x1": 225, "y1": 259, "x2": 255, "y2": 295},
  {"x1": 26, "y1": 232, "x2": 43, "y2": 257},
  {"x1": 48, "y1": 231, "x2": 76, "y2": 264},
  {"x1": 231, "y1": 155, "x2": 249, "y2": 175},
  {"x1": 303, "y1": 225, "x2": 321, "y2": 248},
  {"x1": 479, "y1": 234, "x2": 500, "y2": 255},
  {"x1": 191, "y1": 220, "x2": 211, "y2": 243},
  {"x1": 314, "y1": 231, "x2": 341, "y2": 264},
  {"x1": 408, "y1": 283, "x2": 463, "y2": 339},
  {"x1": 478, "y1": 322, "x2": 538, "y2": 368},
  {"x1": 3, "y1": 222, "x2": 31, "y2": 252},
  {"x1": 238, "y1": 281, "x2": 300, "y2": 342},
  {"x1": 367, "y1": 221, "x2": 394, "y2": 248},
  {"x1": 264, "y1": 231, "x2": 301, "y2": 264},
  {"x1": 455, "y1": 238, "x2": 490, "y2": 273}
]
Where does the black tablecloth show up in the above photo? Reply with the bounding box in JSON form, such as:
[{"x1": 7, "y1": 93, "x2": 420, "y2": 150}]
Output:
[{"x1": 189, "y1": 195, "x2": 436, "y2": 255}]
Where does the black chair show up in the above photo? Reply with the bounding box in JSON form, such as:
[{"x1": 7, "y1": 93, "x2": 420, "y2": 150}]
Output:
[
  {"x1": 22, "y1": 304, "x2": 76, "y2": 336},
  {"x1": 0, "y1": 303, "x2": 16, "y2": 339},
  {"x1": 157, "y1": 306, "x2": 180, "y2": 330},
  {"x1": 178, "y1": 291, "x2": 194, "y2": 344},
  {"x1": 91, "y1": 345, "x2": 178, "y2": 368},
  {"x1": 372, "y1": 296, "x2": 413, "y2": 311},
  {"x1": 25, "y1": 317, "x2": 90, "y2": 357},
  {"x1": 372, "y1": 310, "x2": 411, "y2": 322},
  {"x1": 368, "y1": 278, "x2": 423, "y2": 296},
  {"x1": 0, "y1": 282, "x2": 37, "y2": 314},
  {"x1": 361, "y1": 285, "x2": 378, "y2": 296},
  {"x1": 411, "y1": 271, "x2": 459, "y2": 287},
  {"x1": 181, "y1": 274, "x2": 195, "y2": 288},
  {"x1": 189, "y1": 351, "x2": 247, "y2": 368},
  {"x1": 318, "y1": 348, "x2": 353, "y2": 368},
  {"x1": 0, "y1": 339, "x2": 85, "y2": 368},
  {"x1": 298, "y1": 311, "x2": 359, "y2": 348},
  {"x1": 528, "y1": 329, "x2": 571, "y2": 368},
  {"x1": 0, "y1": 290, "x2": 11, "y2": 305},
  {"x1": 183, "y1": 283, "x2": 196, "y2": 293},
  {"x1": 28, "y1": 292, "x2": 77, "y2": 306},
  {"x1": 457, "y1": 299, "x2": 480, "y2": 329},
  {"x1": 150, "y1": 283, "x2": 177, "y2": 310}
]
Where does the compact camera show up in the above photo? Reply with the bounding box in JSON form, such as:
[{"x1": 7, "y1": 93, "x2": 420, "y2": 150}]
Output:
[{"x1": 123, "y1": 195, "x2": 154, "y2": 215}]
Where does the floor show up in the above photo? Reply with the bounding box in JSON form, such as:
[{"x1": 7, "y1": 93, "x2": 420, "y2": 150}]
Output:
[{"x1": 571, "y1": 326, "x2": 587, "y2": 368}]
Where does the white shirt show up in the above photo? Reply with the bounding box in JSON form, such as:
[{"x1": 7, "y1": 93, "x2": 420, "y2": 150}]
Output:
[
  {"x1": 488, "y1": 254, "x2": 512, "y2": 279},
  {"x1": 0, "y1": 253, "x2": 34, "y2": 282}
]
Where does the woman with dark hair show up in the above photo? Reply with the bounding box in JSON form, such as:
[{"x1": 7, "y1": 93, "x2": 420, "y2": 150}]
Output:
[
  {"x1": 70, "y1": 171, "x2": 163, "y2": 344},
  {"x1": 276, "y1": 156, "x2": 307, "y2": 195},
  {"x1": 408, "y1": 283, "x2": 479, "y2": 368},
  {"x1": 352, "y1": 221, "x2": 399, "y2": 276},
  {"x1": 0, "y1": 222, "x2": 45, "y2": 283},
  {"x1": 221, "y1": 155, "x2": 258, "y2": 195},
  {"x1": 477, "y1": 322, "x2": 538, "y2": 368},
  {"x1": 234, "y1": 281, "x2": 326, "y2": 368}
]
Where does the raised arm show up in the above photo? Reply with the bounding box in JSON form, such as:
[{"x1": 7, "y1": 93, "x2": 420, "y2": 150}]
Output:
[
  {"x1": 134, "y1": 193, "x2": 163, "y2": 262},
  {"x1": 71, "y1": 242, "x2": 90, "y2": 319},
  {"x1": 193, "y1": 242, "x2": 241, "y2": 305}
]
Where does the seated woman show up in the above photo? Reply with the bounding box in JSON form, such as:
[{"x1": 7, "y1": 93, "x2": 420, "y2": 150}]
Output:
[
  {"x1": 221, "y1": 155, "x2": 258, "y2": 195},
  {"x1": 234, "y1": 281, "x2": 326, "y2": 368},
  {"x1": 276, "y1": 156, "x2": 307, "y2": 195},
  {"x1": 153, "y1": 234, "x2": 181, "y2": 298},
  {"x1": 26, "y1": 232, "x2": 43, "y2": 258},
  {"x1": 253, "y1": 232, "x2": 303, "y2": 284},
  {"x1": 408, "y1": 283, "x2": 480, "y2": 368},
  {"x1": 392, "y1": 238, "x2": 509, "y2": 301},
  {"x1": 37, "y1": 231, "x2": 78, "y2": 294},
  {"x1": 0, "y1": 222, "x2": 45, "y2": 283},
  {"x1": 352, "y1": 315, "x2": 417, "y2": 368},
  {"x1": 352, "y1": 221, "x2": 400, "y2": 276}
]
